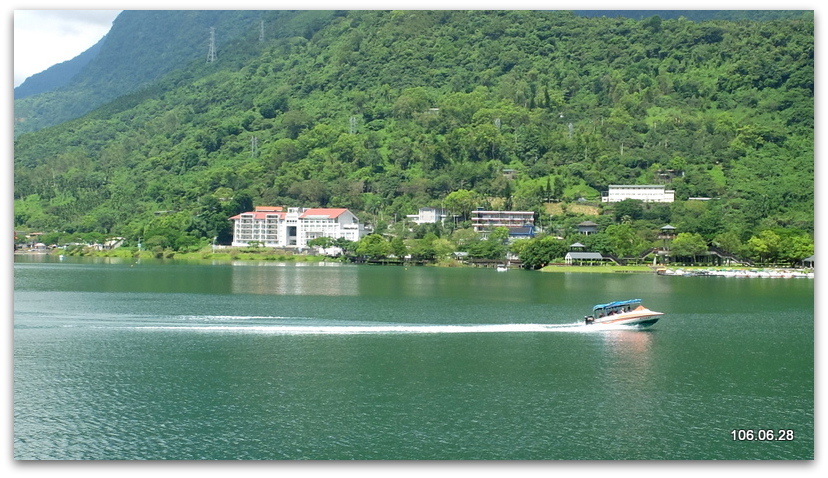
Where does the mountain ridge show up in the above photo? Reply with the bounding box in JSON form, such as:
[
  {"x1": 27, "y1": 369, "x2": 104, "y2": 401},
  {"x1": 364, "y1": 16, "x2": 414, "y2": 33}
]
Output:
[{"x1": 14, "y1": 9, "x2": 811, "y2": 135}]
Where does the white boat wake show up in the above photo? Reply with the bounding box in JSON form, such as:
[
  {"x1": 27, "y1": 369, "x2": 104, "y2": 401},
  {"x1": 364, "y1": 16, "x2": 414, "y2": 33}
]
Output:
[{"x1": 127, "y1": 316, "x2": 646, "y2": 335}]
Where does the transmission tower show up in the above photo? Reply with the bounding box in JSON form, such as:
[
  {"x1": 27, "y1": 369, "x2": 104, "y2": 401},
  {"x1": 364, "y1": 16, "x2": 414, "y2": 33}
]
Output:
[
  {"x1": 350, "y1": 116, "x2": 358, "y2": 135},
  {"x1": 207, "y1": 27, "x2": 217, "y2": 62},
  {"x1": 250, "y1": 136, "x2": 259, "y2": 157},
  {"x1": 259, "y1": 20, "x2": 265, "y2": 42}
]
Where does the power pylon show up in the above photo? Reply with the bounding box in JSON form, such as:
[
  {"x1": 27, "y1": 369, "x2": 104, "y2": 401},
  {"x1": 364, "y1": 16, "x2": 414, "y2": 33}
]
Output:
[{"x1": 207, "y1": 27, "x2": 217, "y2": 62}]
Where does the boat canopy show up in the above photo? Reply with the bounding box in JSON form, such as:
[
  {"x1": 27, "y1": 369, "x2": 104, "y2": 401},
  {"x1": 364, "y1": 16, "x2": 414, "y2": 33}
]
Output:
[{"x1": 592, "y1": 299, "x2": 642, "y2": 312}]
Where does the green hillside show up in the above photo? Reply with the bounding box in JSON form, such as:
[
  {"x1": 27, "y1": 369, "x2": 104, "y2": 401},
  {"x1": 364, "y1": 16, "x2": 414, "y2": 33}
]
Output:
[
  {"x1": 13, "y1": 10, "x2": 336, "y2": 135},
  {"x1": 13, "y1": 10, "x2": 814, "y2": 261}
]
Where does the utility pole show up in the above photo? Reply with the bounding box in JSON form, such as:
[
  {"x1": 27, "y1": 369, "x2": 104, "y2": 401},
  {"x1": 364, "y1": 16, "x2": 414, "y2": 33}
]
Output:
[{"x1": 207, "y1": 27, "x2": 217, "y2": 62}]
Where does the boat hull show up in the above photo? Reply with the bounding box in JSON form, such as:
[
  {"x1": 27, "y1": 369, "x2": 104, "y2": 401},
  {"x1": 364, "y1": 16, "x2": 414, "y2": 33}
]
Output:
[{"x1": 589, "y1": 307, "x2": 663, "y2": 328}]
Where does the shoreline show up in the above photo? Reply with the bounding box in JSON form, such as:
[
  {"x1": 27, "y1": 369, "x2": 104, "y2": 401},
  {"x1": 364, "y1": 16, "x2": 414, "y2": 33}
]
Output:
[
  {"x1": 14, "y1": 249, "x2": 814, "y2": 277},
  {"x1": 539, "y1": 264, "x2": 655, "y2": 274}
]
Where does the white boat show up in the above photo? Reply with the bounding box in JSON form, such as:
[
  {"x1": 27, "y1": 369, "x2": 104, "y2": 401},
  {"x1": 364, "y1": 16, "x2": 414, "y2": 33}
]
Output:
[
  {"x1": 496, "y1": 264, "x2": 508, "y2": 272},
  {"x1": 584, "y1": 299, "x2": 663, "y2": 328}
]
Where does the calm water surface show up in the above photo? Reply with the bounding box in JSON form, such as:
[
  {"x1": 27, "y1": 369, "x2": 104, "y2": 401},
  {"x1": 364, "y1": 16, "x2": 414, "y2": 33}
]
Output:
[{"x1": 13, "y1": 256, "x2": 813, "y2": 460}]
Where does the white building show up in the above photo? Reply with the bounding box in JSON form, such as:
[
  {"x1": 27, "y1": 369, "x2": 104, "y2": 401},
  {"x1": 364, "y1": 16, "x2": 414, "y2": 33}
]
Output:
[
  {"x1": 230, "y1": 206, "x2": 364, "y2": 248},
  {"x1": 406, "y1": 207, "x2": 448, "y2": 225},
  {"x1": 471, "y1": 209, "x2": 535, "y2": 233},
  {"x1": 602, "y1": 185, "x2": 675, "y2": 203}
]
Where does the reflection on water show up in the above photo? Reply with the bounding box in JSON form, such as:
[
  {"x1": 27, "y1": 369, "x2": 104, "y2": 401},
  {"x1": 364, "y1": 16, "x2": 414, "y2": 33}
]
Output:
[
  {"x1": 229, "y1": 262, "x2": 358, "y2": 296},
  {"x1": 594, "y1": 329, "x2": 662, "y2": 458}
]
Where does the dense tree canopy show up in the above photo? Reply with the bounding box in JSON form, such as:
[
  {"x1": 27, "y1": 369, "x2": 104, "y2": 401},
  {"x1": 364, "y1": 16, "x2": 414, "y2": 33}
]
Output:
[{"x1": 14, "y1": 11, "x2": 813, "y2": 263}]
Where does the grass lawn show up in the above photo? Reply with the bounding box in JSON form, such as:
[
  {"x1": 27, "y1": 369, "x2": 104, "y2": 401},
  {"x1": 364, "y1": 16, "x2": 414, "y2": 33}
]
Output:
[{"x1": 57, "y1": 246, "x2": 330, "y2": 263}]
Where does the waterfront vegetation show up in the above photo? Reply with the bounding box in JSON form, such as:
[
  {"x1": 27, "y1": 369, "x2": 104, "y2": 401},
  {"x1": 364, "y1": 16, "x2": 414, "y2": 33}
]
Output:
[
  {"x1": 14, "y1": 11, "x2": 813, "y2": 267},
  {"x1": 51, "y1": 244, "x2": 329, "y2": 263},
  {"x1": 38, "y1": 233, "x2": 810, "y2": 273},
  {"x1": 29, "y1": 246, "x2": 652, "y2": 273},
  {"x1": 23, "y1": 205, "x2": 815, "y2": 270}
]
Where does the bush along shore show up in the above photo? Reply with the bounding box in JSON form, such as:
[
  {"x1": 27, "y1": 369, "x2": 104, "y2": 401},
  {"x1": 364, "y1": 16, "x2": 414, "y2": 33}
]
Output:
[
  {"x1": 47, "y1": 245, "x2": 332, "y2": 263},
  {"x1": 25, "y1": 246, "x2": 815, "y2": 277}
]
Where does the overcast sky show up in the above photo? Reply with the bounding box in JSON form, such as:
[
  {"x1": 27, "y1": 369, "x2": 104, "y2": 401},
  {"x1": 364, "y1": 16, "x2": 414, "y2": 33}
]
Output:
[{"x1": 13, "y1": 9, "x2": 121, "y2": 87}]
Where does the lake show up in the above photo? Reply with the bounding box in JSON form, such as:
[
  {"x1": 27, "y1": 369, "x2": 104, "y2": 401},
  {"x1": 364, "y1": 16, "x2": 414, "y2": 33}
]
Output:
[{"x1": 13, "y1": 255, "x2": 814, "y2": 460}]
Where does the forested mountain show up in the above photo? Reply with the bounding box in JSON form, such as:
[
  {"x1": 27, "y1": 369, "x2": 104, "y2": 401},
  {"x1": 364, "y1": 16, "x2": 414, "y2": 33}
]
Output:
[
  {"x1": 574, "y1": 10, "x2": 812, "y2": 21},
  {"x1": 13, "y1": 10, "x2": 810, "y2": 135},
  {"x1": 14, "y1": 10, "x2": 336, "y2": 135},
  {"x1": 13, "y1": 10, "x2": 814, "y2": 260}
]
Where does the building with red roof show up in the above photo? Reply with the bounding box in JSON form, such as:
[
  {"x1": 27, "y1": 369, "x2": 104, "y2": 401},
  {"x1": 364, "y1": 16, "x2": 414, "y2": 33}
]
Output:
[{"x1": 230, "y1": 206, "x2": 364, "y2": 248}]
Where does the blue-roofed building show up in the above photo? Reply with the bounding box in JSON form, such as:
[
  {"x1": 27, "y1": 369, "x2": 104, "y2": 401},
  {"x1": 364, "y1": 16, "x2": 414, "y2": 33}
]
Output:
[{"x1": 508, "y1": 225, "x2": 535, "y2": 239}]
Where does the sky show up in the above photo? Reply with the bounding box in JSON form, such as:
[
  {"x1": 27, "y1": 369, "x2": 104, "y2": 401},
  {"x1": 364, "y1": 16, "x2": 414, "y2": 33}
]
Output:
[{"x1": 13, "y1": 9, "x2": 121, "y2": 87}]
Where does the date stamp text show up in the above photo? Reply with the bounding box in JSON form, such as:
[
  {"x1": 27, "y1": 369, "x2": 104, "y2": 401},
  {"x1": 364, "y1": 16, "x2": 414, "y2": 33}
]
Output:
[{"x1": 731, "y1": 429, "x2": 794, "y2": 441}]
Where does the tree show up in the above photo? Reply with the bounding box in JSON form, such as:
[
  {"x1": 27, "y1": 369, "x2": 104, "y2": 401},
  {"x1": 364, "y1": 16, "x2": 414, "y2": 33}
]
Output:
[
  {"x1": 467, "y1": 238, "x2": 506, "y2": 260},
  {"x1": 712, "y1": 231, "x2": 743, "y2": 256},
  {"x1": 612, "y1": 199, "x2": 644, "y2": 222},
  {"x1": 780, "y1": 234, "x2": 814, "y2": 266},
  {"x1": 451, "y1": 228, "x2": 480, "y2": 249},
  {"x1": 356, "y1": 234, "x2": 391, "y2": 259},
  {"x1": 551, "y1": 176, "x2": 564, "y2": 202},
  {"x1": 390, "y1": 236, "x2": 408, "y2": 258},
  {"x1": 308, "y1": 236, "x2": 335, "y2": 248},
  {"x1": 141, "y1": 212, "x2": 192, "y2": 251},
  {"x1": 518, "y1": 236, "x2": 567, "y2": 269},
  {"x1": 431, "y1": 237, "x2": 456, "y2": 260},
  {"x1": 489, "y1": 226, "x2": 510, "y2": 244},
  {"x1": 745, "y1": 229, "x2": 783, "y2": 264},
  {"x1": 333, "y1": 238, "x2": 358, "y2": 255},
  {"x1": 670, "y1": 232, "x2": 709, "y2": 263},
  {"x1": 443, "y1": 189, "x2": 480, "y2": 221},
  {"x1": 281, "y1": 110, "x2": 312, "y2": 139},
  {"x1": 604, "y1": 223, "x2": 649, "y2": 258},
  {"x1": 226, "y1": 191, "x2": 254, "y2": 217},
  {"x1": 407, "y1": 232, "x2": 444, "y2": 261}
]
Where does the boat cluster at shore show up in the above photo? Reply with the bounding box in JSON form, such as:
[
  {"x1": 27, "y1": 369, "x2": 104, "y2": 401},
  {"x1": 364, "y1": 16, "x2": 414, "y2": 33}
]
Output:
[{"x1": 658, "y1": 267, "x2": 813, "y2": 279}]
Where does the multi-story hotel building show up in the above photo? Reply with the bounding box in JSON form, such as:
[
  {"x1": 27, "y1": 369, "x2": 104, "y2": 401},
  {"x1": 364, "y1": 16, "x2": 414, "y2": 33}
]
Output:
[
  {"x1": 229, "y1": 206, "x2": 364, "y2": 248},
  {"x1": 601, "y1": 185, "x2": 675, "y2": 203},
  {"x1": 470, "y1": 208, "x2": 535, "y2": 234}
]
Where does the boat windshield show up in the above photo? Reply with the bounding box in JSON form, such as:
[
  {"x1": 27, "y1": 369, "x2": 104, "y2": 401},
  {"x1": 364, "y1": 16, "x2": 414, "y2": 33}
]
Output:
[{"x1": 592, "y1": 299, "x2": 641, "y2": 318}]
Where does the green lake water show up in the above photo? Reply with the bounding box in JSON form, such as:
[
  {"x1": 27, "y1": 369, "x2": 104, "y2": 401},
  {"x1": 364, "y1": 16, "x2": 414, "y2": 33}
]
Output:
[{"x1": 13, "y1": 255, "x2": 814, "y2": 460}]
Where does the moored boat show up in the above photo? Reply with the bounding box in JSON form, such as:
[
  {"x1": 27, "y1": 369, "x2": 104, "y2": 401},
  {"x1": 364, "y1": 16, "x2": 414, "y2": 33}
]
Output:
[{"x1": 584, "y1": 299, "x2": 663, "y2": 328}]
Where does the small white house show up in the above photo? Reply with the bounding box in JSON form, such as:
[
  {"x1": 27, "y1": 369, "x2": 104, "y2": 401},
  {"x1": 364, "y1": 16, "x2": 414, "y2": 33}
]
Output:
[{"x1": 406, "y1": 207, "x2": 448, "y2": 225}]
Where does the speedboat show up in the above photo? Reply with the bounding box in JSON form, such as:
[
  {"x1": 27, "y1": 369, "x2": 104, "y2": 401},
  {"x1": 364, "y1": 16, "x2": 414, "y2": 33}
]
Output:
[{"x1": 584, "y1": 299, "x2": 663, "y2": 328}]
